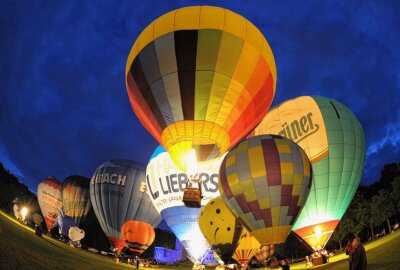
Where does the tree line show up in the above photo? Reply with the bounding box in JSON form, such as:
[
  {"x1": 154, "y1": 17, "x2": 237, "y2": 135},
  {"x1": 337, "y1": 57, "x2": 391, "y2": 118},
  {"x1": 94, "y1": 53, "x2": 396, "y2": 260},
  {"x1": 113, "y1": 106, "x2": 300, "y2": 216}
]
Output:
[{"x1": 330, "y1": 163, "x2": 400, "y2": 249}]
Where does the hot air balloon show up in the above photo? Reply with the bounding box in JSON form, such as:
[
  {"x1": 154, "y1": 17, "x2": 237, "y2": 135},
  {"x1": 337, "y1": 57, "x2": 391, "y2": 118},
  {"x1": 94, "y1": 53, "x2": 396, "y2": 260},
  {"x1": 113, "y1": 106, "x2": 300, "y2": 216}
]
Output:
[
  {"x1": 32, "y1": 213, "x2": 43, "y2": 226},
  {"x1": 250, "y1": 96, "x2": 366, "y2": 249},
  {"x1": 121, "y1": 220, "x2": 156, "y2": 254},
  {"x1": 255, "y1": 245, "x2": 275, "y2": 266},
  {"x1": 198, "y1": 196, "x2": 243, "y2": 263},
  {"x1": 219, "y1": 135, "x2": 312, "y2": 245},
  {"x1": 126, "y1": 6, "x2": 277, "y2": 171},
  {"x1": 62, "y1": 175, "x2": 91, "y2": 227},
  {"x1": 37, "y1": 177, "x2": 63, "y2": 230},
  {"x1": 233, "y1": 229, "x2": 261, "y2": 267},
  {"x1": 146, "y1": 146, "x2": 222, "y2": 262},
  {"x1": 53, "y1": 209, "x2": 76, "y2": 237},
  {"x1": 90, "y1": 160, "x2": 162, "y2": 253}
]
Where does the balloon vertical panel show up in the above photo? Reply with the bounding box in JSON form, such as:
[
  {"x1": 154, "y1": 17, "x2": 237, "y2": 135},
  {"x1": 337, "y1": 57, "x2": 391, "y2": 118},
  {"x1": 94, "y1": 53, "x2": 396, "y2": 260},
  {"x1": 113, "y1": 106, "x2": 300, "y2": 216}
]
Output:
[
  {"x1": 218, "y1": 135, "x2": 312, "y2": 245},
  {"x1": 90, "y1": 160, "x2": 162, "y2": 253},
  {"x1": 146, "y1": 146, "x2": 223, "y2": 261},
  {"x1": 251, "y1": 96, "x2": 365, "y2": 249},
  {"x1": 199, "y1": 196, "x2": 243, "y2": 264},
  {"x1": 37, "y1": 178, "x2": 63, "y2": 230},
  {"x1": 62, "y1": 175, "x2": 91, "y2": 227},
  {"x1": 126, "y1": 6, "x2": 277, "y2": 171}
]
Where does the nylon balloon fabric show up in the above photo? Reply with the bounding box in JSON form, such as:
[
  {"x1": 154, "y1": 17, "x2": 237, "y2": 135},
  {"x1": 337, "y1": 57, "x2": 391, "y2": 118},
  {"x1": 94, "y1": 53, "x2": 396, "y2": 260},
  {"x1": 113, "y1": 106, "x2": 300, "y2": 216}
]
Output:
[
  {"x1": 233, "y1": 229, "x2": 261, "y2": 266},
  {"x1": 37, "y1": 177, "x2": 63, "y2": 230},
  {"x1": 198, "y1": 196, "x2": 243, "y2": 264},
  {"x1": 126, "y1": 6, "x2": 276, "y2": 171},
  {"x1": 250, "y1": 96, "x2": 366, "y2": 249},
  {"x1": 62, "y1": 175, "x2": 91, "y2": 227},
  {"x1": 90, "y1": 159, "x2": 161, "y2": 253},
  {"x1": 122, "y1": 220, "x2": 155, "y2": 254},
  {"x1": 219, "y1": 135, "x2": 312, "y2": 245}
]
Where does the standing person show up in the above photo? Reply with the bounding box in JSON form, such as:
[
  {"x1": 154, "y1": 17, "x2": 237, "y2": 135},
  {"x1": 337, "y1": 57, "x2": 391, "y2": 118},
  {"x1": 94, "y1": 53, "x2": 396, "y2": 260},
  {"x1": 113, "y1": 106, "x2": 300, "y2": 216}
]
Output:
[
  {"x1": 279, "y1": 258, "x2": 290, "y2": 270},
  {"x1": 350, "y1": 237, "x2": 367, "y2": 270},
  {"x1": 136, "y1": 256, "x2": 140, "y2": 270},
  {"x1": 346, "y1": 239, "x2": 355, "y2": 270}
]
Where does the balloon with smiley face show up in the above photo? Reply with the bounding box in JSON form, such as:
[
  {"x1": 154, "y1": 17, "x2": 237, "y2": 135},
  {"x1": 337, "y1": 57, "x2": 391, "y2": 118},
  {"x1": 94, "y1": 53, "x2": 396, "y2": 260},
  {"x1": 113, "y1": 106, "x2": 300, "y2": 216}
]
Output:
[{"x1": 199, "y1": 196, "x2": 243, "y2": 263}]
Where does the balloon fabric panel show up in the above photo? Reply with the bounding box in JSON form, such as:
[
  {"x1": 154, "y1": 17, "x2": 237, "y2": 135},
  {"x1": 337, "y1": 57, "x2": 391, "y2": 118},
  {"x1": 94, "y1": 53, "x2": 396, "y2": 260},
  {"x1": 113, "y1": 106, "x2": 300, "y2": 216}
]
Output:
[
  {"x1": 251, "y1": 96, "x2": 365, "y2": 249},
  {"x1": 198, "y1": 196, "x2": 243, "y2": 263},
  {"x1": 90, "y1": 160, "x2": 161, "y2": 253},
  {"x1": 126, "y1": 6, "x2": 276, "y2": 171},
  {"x1": 291, "y1": 97, "x2": 365, "y2": 234},
  {"x1": 62, "y1": 175, "x2": 91, "y2": 227},
  {"x1": 37, "y1": 178, "x2": 63, "y2": 230},
  {"x1": 219, "y1": 135, "x2": 312, "y2": 245},
  {"x1": 122, "y1": 220, "x2": 155, "y2": 254},
  {"x1": 233, "y1": 230, "x2": 261, "y2": 266}
]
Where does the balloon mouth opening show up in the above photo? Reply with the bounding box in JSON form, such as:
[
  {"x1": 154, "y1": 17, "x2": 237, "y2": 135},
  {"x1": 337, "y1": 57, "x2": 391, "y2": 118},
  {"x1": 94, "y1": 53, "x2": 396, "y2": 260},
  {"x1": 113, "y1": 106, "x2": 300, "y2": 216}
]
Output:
[
  {"x1": 161, "y1": 121, "x2": 230, "y2": 171},
  {"x1": 294, "y1": 219, "x2": 339, "y2": 250}
]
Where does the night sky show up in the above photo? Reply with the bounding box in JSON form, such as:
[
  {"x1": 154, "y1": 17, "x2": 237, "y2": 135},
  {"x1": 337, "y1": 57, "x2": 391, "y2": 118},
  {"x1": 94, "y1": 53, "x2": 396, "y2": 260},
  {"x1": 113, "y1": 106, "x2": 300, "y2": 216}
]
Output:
[{"x1": 1, "y1": 1, "x2": 399, "y2": 192}]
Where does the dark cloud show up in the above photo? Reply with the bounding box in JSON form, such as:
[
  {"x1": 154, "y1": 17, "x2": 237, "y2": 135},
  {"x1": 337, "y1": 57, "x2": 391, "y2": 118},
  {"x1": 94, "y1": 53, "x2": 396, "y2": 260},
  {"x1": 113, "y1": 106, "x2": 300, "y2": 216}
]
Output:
[{"x1": 1, "y1": 1, "x2": 399, "y2": 191}]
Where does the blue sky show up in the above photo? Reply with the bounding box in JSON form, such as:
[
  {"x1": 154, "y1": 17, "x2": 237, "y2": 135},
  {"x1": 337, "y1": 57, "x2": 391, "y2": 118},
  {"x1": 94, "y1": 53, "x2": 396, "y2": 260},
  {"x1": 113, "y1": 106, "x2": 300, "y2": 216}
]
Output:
[{"x1": 1, "y1": 0, "x2": 399, "y2": 192}]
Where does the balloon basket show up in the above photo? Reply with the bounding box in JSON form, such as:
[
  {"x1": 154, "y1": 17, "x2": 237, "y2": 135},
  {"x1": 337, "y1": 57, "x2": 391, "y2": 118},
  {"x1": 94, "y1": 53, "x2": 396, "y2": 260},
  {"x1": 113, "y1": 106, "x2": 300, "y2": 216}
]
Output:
[{"x1": 69, "y1": 243, "x2": 74, "y2": 248}]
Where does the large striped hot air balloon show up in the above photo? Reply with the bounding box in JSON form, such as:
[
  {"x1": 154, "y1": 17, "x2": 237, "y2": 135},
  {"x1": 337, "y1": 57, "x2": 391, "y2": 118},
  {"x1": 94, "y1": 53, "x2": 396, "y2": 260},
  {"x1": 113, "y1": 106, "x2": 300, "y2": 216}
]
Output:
[
  {"x1": 250, "y1": 96, "x2": 366, "y2": 249},
  {"x1": 126, "y1": 6, "x2": 276, "y2": 171},
  {"x1": 198, "y1": 196, "x2": 243, "y2": 264},
  {"x1": 90, "y1": 160, "x2": 162, "y2": 253},
  {"x1": 62, "y1": 175, "x2": 91, "y2": 227},
  {"x1": 146, "y1": 146, "x2": 222, "y2": 262},
  {"x1": 233, "y1": 229, "x2": 261, "y2": 267},
  {"x1": 37, "y1": 177, "x2": 63, "y2": 230},
  {"x1": 121, "y1": 220, "x2": 155, "y2": 254},
  {"x1": 219, "y1": 135, "x2": 312, "y2": 245}
]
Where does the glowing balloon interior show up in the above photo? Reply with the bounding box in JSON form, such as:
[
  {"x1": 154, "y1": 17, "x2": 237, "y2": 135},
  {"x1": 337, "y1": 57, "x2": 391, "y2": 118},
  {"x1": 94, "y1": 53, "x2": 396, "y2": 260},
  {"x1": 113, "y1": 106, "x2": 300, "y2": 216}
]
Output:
[
  {"x1": 251, "y1": 96, "x2": 365, "y2": 249},
  {"x1": 147, "y1": 146, "x2": 223, "y2": 262},
  {"x1": 126, "y1": 6, "x2": 276, "y2": 171}
]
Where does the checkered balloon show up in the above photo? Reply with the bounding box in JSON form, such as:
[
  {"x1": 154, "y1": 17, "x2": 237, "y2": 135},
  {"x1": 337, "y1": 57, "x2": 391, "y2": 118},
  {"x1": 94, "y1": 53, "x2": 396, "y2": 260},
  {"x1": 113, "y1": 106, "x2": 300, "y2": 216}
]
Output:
[{"x1": 218, "y1": 134, "x2": 312, "y2": 245}]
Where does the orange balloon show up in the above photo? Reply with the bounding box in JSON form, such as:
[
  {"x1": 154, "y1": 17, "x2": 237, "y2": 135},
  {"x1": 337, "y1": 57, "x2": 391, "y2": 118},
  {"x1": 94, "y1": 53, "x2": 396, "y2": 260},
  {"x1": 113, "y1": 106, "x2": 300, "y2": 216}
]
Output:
[{"x1": 121, "y1": 220, "x2": 155, "y2": 254}]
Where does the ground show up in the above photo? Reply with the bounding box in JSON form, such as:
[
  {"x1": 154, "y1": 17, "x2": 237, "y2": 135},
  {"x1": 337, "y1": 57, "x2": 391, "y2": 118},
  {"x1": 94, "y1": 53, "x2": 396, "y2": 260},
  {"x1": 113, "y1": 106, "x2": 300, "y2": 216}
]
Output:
[{"x1": 1, "y1": 211, "x2": 399, "y2": 270}]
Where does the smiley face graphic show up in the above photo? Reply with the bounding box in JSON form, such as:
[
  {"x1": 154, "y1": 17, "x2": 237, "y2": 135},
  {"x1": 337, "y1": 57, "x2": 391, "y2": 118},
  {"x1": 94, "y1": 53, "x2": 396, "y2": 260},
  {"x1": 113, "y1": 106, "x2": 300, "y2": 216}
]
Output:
[{"x1": 199, "y1": 196, "x2": 242, "y2": 263}]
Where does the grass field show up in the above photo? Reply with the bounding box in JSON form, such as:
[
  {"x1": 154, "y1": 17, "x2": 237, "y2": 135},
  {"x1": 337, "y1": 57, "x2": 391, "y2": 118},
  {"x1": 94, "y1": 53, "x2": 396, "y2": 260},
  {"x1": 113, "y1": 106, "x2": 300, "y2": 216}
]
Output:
[{"x1": 1, "y1": 211, "x2": 399, "y2": 270}]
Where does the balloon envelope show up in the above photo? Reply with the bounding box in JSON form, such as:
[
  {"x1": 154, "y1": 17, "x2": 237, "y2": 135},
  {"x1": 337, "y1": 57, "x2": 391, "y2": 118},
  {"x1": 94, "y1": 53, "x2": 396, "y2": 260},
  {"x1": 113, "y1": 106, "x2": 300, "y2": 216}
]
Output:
[
  {"x1": 54, "y1": 209, "x2": 76, "y2": 236},
  {"x1": 198, "y1": 196, "x2": 243, "y2": 263},
  {"x1": 121, "y1": 220, "x2": 155, "y2": 254},
  {"x1": 126, "y1": 6, "x2": 276, "y2": 171},
  {"x1": 90, "y1": 159, "x2": 162, "y2": 253},
  {"x1": 219, "y1": 135, "x2": 312, "y2": 245},
  {"x1": 255, "y1": 245, "x2": 275, "y2": 265},
  {"x1": 146, "y1": 146, "x2": 222, "y2": 262},
  {"x1": 62, "y1": 175, "x2": 91, "y2": 227},
  {"x1": 32, "y1": 213, "x2": 43, "y2": 226},
  {"x1": 251, "y1": 96, "x2": 366, "y2": 249},
  {"x1": 233, "y1": 229, "x2": 261, "y2": 266},
  {"x1": 69, "y1": 227, "x2": 85, "y2": 242},
  {"x1": 37, "y1": 177, "x2": 63, "y2": 230}
]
